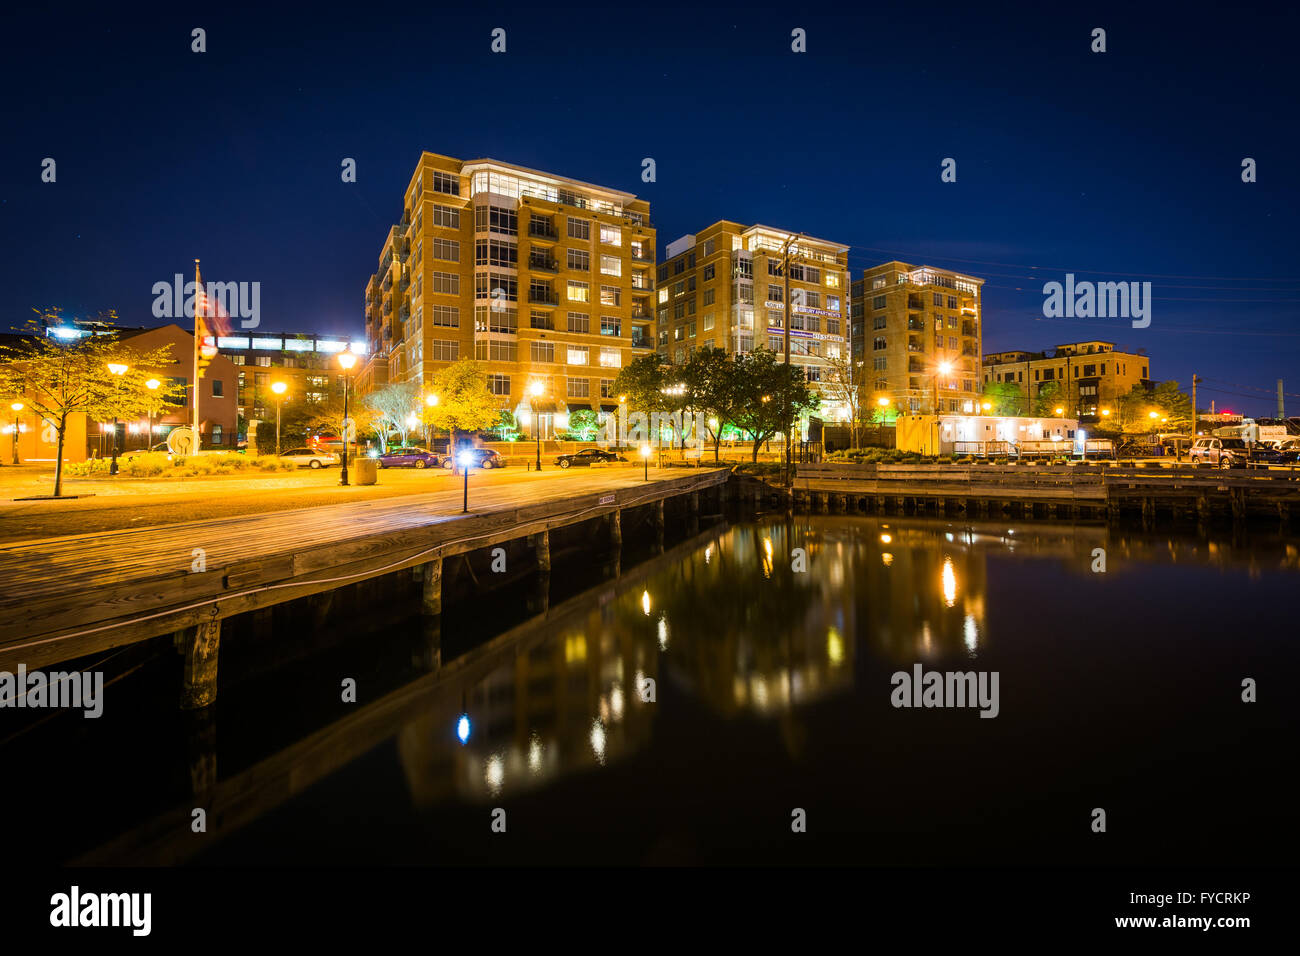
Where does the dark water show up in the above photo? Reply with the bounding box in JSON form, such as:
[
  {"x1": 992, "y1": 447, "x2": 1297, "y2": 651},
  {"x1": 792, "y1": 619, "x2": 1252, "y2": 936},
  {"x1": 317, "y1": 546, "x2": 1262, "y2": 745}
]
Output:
[{"x1": 5, "y1": 513, "x2": 1298, "y2": 866}]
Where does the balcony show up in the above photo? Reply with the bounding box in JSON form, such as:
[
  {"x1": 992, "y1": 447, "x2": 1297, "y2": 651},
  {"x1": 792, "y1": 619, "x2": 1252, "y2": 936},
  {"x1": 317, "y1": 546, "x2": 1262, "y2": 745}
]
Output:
[
  {"x1": 528, "y1": 255, "x2": 559, "y2": 273},
  {"x1": 629, "y1": 333, "x2": 651, "y2": 349},
  {"x1": 907, "y1": 318, "x2": 924, "y2": 331},
  {"x1": 528, "y1": 289, "x2": 558, "y2": 306},
  {"x1": 630, "y1": 277, "x2": 653, "y2": 291},
  {"x1": 907, "y1": 341, "x2": 923, "y2": 352},
  {"x1": 528, "y1": 220, "x2": 558, "y2": 241},
  {"x1": 962, "y1": 322, "x2": 975, "y2": 337},
  {"x1": 631, "y1": 251, "x2": 654, "y2": 263}
]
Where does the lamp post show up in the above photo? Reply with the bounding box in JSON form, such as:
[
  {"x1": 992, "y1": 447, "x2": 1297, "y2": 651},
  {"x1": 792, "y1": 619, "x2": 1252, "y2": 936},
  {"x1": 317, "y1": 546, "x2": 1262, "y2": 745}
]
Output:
[
  {"x1": 9, "y1": 401, "x2": 23, "y2": 464},
  {"x1": 145, "y1": 379, "x2": 160, "y2": 452},
  {"x1": 640, "y1": 442, "x2": 651, "y2": 481},
  {"x1": 271, "y1": 381, "x2": 288, "y2": 456},
  {"x1": 529, "y1": 379, "x2": 544, "y2": 471},
  {"x1": 459, "y1": 450, "x2": 472, "y2": 512},
  {"x1": 106, "y1": 362, "x2": 128, "y2": 475},
  {"x1": 338, "y1": 350, "x2": 357, "y2": 485}
]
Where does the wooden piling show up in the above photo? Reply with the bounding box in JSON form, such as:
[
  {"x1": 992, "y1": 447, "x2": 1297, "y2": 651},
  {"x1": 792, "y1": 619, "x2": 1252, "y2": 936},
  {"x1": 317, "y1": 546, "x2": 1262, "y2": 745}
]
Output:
[
  {"x1": 420, "y1": 557, "x2": 443, "y2": 617},
  {"x1": 180, "y1": 618, "x2": 222, "y2": 710}
]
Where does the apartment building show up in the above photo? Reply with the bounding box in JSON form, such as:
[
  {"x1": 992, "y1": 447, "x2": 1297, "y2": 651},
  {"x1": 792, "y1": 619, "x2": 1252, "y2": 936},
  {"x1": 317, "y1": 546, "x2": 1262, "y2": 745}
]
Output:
[
  {"x1": 982, "y1": 340, "x2": 1151, "y2": 420},
  {"x1": 656, "y1": 222, "x2": 850, "y2": 391},
  {"x1": 360, "y1": 153, "x2": 656, "y2": 435},
  {"x1": 202, "y1": 331, "x2": 367, "y2": 425},
  {"x1": 850, "y1": 261, "x2": 984, "y2": 415}
]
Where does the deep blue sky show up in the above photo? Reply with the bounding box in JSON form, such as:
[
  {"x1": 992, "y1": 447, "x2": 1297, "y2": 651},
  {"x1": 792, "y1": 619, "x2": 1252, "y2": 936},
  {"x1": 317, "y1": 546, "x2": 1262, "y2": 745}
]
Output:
[{"x1": 3, "y1": 2, "x2": 1298, "y2": 416}]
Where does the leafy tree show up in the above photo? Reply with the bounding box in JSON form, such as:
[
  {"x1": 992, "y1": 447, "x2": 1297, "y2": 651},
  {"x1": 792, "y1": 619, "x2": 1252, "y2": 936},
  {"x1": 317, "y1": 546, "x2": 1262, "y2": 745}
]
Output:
[
  {"x1": 682, "y1": 346, "x2": 739, "y2": 461},
  {"x1": 301, "y1": 383, "x2": 377, "y2": 450},
  {"x1": 982, "y1": 381, "x2": 1027, "y2": 416},
  {"x1": 0, "y1": 311, "x2": 179, "y2": 496},
  {"x1": 1033, "y1": 380, "x2": 1065, "y2": 418},
  {"x1": 426, "y1": 359, "x2": 501, "y2": 473},
  {"x1": 363, "y1": 381, "x2": 421, "y2": 451},
  {"x1": 1150, "y1": 380, "x2": 1192, "y2": 430},
  {"x1": 729, "y1": 348, "x2": 816, "y2": 462},
  {"x1": 1116, "y1": 383, "x2": 1153, "y2": 433},
  {"x1": 612, "y1": 354, "x2": 669, "y2": 422},
  {"x1": 819, "y1": 351, "x2": 865, "y2": 449},
  {"x1": 561, "y1": 409, "x2": 600, "y2": 441}
]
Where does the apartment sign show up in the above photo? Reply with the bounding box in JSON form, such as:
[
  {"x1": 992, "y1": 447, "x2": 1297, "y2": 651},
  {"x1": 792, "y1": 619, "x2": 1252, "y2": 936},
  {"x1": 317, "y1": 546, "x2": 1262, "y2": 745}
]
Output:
[{"x1": 764, "y1": 300, "x2": 840, "y2": 320}]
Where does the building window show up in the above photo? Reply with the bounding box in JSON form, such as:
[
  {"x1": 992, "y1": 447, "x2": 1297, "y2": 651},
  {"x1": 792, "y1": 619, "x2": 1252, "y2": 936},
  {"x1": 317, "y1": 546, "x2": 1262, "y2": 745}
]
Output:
[
  {"x1": 433, "y1": 238, "x2": 460, "y2": 261},
  {"x1": 530, "y1": 341, "x2": 556, "y2": 363},
  {"x1": 567, "y1": 312, "x2": 590, "y2": 333},
  {"x1": 211, "y1": 424, "x2": 224, "y2": 445},
  {"x1": 475, "y1": 339, "x2": 518, "y2": 362},
  {"x1": 486, "y1": 374, "x2": 510, "y2": 396},
  {"x1": 432, "y1": 272, "x2": 459, "y2": 295},
  {"x1": 600, "y1": 255, "x2": 621, "y2": 276},
  {"x1": 873, "y1": 337, "x2": 886, "y2": 351},
  {"x1": 599, "y1": 347, "x2": 621, "y2": 368},
  {"x1": 567, "y1": 377, "x2": 590, "y2": 397},
  {"x1": 475, "y1": 204, "x2": 517, "y2": 235},
  {"x1": 431, "y1": 305, "x2": 459, "y2": 327},
  {"x1": 872, "y1": 295, "x2": 887, "y2": 310},
  {"x1": 600, "y1": 285, "x2": 621, "y2": 307},
  {"x1": 431, "y1": 171, "x2": 460, "y2": 195},
  {"x1": 432, "y1": 204, "x2": 460, "y2": 228},
  {"x1": 567, "y1": 248, "x2": 590, "y2": 271},
  {"x1": 567, "y1": 345, "x2": 589, "y2": 365},
  {"x1": 475, "y1": 239, "x2": 516, "y2": 267},
  {"x1": 600, "y1": 315, "x2": 621, "y2": 336},
  {"x1": 211, "y1": 380, "x2": 224, "y2": 397},
  {"x1": 567, "y1": 281, "x2": 590, "y2": 303},
  {"x1": 599, "y1": 225, "x2": 621, "y2": 246},
  {"x1": 431, "y1": 339, "x2": 459, "y2": 361},
  {"x1": 567, "y1": 217, "x2": 590, "y2": 240}
]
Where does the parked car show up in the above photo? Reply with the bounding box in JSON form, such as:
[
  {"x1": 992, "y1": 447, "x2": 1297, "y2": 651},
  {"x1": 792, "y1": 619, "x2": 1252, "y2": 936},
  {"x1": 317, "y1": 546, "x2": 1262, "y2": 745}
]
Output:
[
  {"x1": 442, "y1": 447, "x2": 504, "y2": 469},
  {"x1": 554, "y1": 448, "x2": 626, "y2": 469},
  {"x1": 376, "y1": 446, "x2": 441, "y2": 469},
  {"x1": 121, "y1": 441, "x2": 171, "y2": 460},
  {"x1": 280, "y1": 447, "x2": 340, "y2": 469},
  {"x1": 1188, "y1": 437, "x2": 1284, "y2": 468}
]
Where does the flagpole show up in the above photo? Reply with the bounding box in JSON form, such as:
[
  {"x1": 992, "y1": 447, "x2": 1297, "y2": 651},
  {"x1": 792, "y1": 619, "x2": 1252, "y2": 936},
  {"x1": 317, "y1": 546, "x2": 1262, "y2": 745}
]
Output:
[{"x1": 193, "y1": 259, "x2": 202, "y2": 449}]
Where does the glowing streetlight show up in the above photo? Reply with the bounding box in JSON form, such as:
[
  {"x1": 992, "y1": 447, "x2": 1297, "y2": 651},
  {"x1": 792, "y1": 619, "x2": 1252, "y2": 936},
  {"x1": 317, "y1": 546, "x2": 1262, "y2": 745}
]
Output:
[
  {"x1": 106, "y1": 361, "x2": 128, "y2": 474},
  {"x1": 528, "y1": 379, "x2": 545, "y2": 470},
  {"x1": 981, "y1": 401, "x2": 992, "y2": 412},
  {"x1": 458, "y1": 449, "x2": 474, "y2": 512},
  {"x1": 9, "y1": 401, "x2": 22, "y2": 465},
  {"x1": 640, "y1": 442, "x2": 651, "y2": 480},
  {"x1": 1054, "y1": 406, "x2": 1064, "y2": 416},
  {"x1": 270, "y1": 380, "x2": 288, "y2": 456},
  {"x1": 337, "y1": 350, "x2": 357, "y2": 485},
  {"x1": 878, "y1": 396, "x2": 891, "y2": 407},
  {"x1": 1101, "y1": 408, "x2": 1111, "y2": 417}
]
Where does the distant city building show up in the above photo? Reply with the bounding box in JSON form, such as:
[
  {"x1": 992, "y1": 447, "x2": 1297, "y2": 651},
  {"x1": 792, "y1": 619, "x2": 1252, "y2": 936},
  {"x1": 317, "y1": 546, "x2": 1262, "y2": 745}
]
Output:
[
  {"x1": 982, "y1": 340, "x2": 1150, "y2": 420},
  {"x1": 850, "y1": 261, "x2": 985, "y2": 415},
  {"x1": 200, "y1": 331, "x2": 367, "y2": 426},
  {"x1": 360, "y1": 153, "x2": 656, "y2": 436},
  {"x1": 656, "y1": 223, "x2": 850, "y2": 401}
]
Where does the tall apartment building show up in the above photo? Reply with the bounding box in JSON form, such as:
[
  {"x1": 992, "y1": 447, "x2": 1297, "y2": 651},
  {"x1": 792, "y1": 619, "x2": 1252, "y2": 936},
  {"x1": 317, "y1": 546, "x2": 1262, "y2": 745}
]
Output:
[
  {"x1": 982, "y1": 340, "x2": 1151, "y2": 420},
  {"x1": 656, "y1": 222, "x2": 850, "y2": 394},
  {"x1": 361, "y1": 153, "x2": 656, "y2": 434},
  {"x1": 850, "y1": 261, "x2": 984, "y2": 415}
]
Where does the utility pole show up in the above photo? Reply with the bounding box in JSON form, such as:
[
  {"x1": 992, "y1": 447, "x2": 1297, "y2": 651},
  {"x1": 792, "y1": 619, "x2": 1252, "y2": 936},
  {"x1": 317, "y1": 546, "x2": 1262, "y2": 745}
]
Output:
[
  {"x1": 1191, "y1": 373, "x2": 1199, "y2": 438},
  {"x1": 192, "y1": 259, "x2": 202, "y2": 451},
  {"x1": 1278, "y1": 378, "x2": 1285, "y2": 419}
]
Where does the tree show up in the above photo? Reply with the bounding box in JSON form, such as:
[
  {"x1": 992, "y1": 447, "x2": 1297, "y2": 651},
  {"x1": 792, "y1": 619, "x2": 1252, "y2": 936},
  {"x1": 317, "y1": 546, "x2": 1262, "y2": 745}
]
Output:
[
  {"x1": 363, "y1": 381, "x2": 421, "y2": 451},
  {"x1": 561, "y1": 409, "x2": 600, "y2": 441},
  {"x1": 682, "y1": 347, "x2": 738, "y2": 462},
  {"x1": 1033, "y1": 380, "x2": 1064, "y2": 418},
  {"x1": 302, "y1": 384, "x2": 377, "y2": 449},
  {"x1": 982, "y1": 381, "x2": 1027, "y2": 416},
  {"x1": 426, "y1": 359, "x2": 501, "y2": 474},
  {"x1": 729, "y1": 348, "x2": 816, "y2": 463},
  {"x1": 0, "y1": 311, "x2": 179, "y2": 496},
  {"x1": 1150, "y1": 380, "x2": 1192, "y2": 430},
  {"x1": 820, "y1": 351, "x2": 865, "y2": 448},
  {"x1": 1116, "y1": 383, "x2": 1152, "y2": 433},
  {"x1": 612, "y1": 353, "x2": 669, "y2": 442}
]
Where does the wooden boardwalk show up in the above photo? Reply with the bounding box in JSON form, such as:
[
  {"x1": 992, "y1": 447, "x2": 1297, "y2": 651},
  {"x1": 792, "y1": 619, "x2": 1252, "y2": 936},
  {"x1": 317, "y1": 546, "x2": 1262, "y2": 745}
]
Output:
[
  {"x1": 793, "y1": 462, "x2": 1300, "y2": 523},
  {"x1": 0, "y1": 467, "x2": 729, "y2": 673}
]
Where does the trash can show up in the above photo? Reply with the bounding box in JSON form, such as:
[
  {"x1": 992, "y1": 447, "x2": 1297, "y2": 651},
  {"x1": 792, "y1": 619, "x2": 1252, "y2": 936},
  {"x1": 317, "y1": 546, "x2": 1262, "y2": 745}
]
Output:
[{"x1": 353, "y1": 457, "x2": 378, "y2": 485}]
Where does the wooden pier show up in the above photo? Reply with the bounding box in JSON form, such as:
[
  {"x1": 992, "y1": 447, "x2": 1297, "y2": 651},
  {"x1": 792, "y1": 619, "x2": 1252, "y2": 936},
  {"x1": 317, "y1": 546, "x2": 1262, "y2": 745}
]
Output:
[
  {"x1": 0, "y1": 468, "x2": 729, "y2": 706},
  {"x1": 790, "y1": 462, "x2": 1300, "y2": 526}
]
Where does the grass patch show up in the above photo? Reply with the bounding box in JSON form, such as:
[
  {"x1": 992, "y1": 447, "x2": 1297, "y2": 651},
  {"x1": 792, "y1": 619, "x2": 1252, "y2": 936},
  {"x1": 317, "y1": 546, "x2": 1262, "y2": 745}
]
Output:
[{"x1": 66, "y1": 452, "x2": 295, "y2": 478}]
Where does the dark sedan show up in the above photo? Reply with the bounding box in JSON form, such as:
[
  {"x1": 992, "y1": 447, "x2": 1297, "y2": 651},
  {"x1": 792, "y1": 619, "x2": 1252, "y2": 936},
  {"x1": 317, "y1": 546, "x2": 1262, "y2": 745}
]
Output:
[
  {"x1": 554, "y1": 448, "x2": 626, "y2": 469},
  {"x1": 376, "y1": 446, "x2": 441, "y2": 469}
]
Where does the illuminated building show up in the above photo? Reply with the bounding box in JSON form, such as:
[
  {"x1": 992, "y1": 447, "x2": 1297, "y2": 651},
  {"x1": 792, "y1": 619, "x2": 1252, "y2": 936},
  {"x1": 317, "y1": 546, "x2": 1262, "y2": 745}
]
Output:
[{"x1": 982, "y1": 340, "x2": 1151, "y2": 421}]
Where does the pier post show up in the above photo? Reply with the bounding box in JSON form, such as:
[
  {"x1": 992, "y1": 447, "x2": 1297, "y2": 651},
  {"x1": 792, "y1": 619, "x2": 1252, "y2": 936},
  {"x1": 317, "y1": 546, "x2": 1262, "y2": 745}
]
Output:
[
  {"x1": 608, "y1": 508, "x2": 622, "y2": 552},
  {"x1": 184, "y1": 707, "x2": 217, "y2": 798},
  {"x1": 1141, "y1": 497, "x2": 1155, "y2": 531},
  {"x1": 180, "y1": 617, "x2": 222, "y2": 710},
  {"x1": 653, "y1": 500, "x2": 665, "y2": 552},
  {"x1": 1196, "y1": 494, "x2": 1211, "y2": 526},
  {"x1": 533, "y1": 530, "x2": 552, "y2": 573},
  {"x1": 688, "y1": 491, "x2": 700, "y2": 531},
  {"x1": 1230, "y1": 488, "x2": 1247, "y2": 525},
  {"x1": 420, "y1": 557, "x2": 443, "y2": 617}
]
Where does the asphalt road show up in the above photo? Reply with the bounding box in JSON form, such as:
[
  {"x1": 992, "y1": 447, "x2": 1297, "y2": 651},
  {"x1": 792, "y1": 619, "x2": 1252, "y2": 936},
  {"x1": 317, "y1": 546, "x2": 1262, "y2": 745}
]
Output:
[{"x1": 0, "y1": 461, "x2": 667, "y2": 544}]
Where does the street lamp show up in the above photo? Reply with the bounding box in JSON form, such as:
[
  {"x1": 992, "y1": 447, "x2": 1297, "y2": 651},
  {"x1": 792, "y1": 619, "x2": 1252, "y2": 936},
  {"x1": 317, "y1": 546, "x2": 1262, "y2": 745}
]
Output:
[
  {"x1": 458, "y1": 449, "x2": 473, "y2": 512},
  {"x1": 337, "y1": 350, "x2": 357, "y2": 486},
  {"x1": 640, "y1": 442, "x2": 651, "y2": 481},
  {"x1": 529, "y1": 379, "x2": 545, "y2": 471},
  {"x1": 1055, "y1": 406, "x2": 1064, "y2": 416},
  {"x1": 145, "y1": 378, "x2": 160, "y2": 452},
  {"x1": 424, "y1": 392, "x2": 438, "y2": 448},
  {"x1": 271, "y1": 381, "x2": 288, "y2": 456},
  {"x1": 9, "y1": 401, "x2": 23, "y2": 465},
  {"x1": 106, "y1": 362, "x2": 128, "y2": 474},
  {"x1": 933, "y1": 361, "x2": 953, "y2": 415}
]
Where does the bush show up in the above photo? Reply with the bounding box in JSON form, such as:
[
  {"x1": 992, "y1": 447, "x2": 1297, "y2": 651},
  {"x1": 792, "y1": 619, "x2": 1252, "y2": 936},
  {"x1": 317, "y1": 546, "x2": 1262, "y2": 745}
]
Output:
[{"x1": 67, "y1": 452, "x2": 295, "y2": 478}]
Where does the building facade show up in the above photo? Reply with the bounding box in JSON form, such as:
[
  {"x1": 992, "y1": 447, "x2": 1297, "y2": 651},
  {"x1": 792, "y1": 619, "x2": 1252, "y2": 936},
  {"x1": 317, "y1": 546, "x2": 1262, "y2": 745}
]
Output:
[
  {"x1": 201, "y1": 330, "x2": 367, "y2": 430},
  {"x1": 656, "y1": 221, "x2": 850, "y2": 393},
  {"x1": 360, "y1": 153, "x2": 656, "y2": 434},
  {"x1": 982, "y1": 340, "x2": 1150, "y2": 420},
  {"x1": 850, "y1": 261, "x2": 984, "y2": 415}
]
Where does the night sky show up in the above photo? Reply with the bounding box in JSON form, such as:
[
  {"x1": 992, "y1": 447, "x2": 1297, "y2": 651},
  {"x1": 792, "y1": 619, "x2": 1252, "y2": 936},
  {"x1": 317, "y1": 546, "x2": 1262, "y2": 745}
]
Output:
[{"x1": 3, "y1": 2, "x2": 1297, "y2": 416}]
